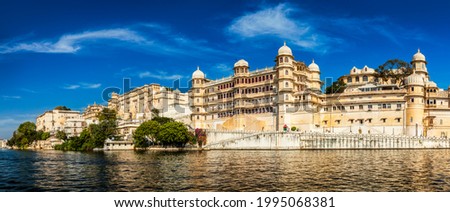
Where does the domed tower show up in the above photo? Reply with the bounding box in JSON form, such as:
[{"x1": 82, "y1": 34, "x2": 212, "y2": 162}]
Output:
[
  {"x1": 234, "y1": 59, "x2": 249, "y2": 77},
  {"x1": 191, "y1": 66, "x2": 205, "y2": 128},
  {"x1": 404, "y1": 71, "x2": 425, "y2": 137},
  {"x1": 275, "y1": 42, "x2": 295, "y2": 130},
  {"x1": 411, "y1": 49, "x2": 428, "y2": 80},
  {"x1": 308, "y1": 59, "x2": 322, "y2": 91}
]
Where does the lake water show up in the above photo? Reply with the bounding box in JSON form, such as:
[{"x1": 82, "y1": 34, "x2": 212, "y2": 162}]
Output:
[{"x1": 1, "y1": 149, "x2": 450, "y2": 191}]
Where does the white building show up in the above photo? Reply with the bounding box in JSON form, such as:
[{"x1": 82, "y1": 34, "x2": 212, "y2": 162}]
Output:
[
  {"x1": 36, "y1": 109, "x2": 86, "y2": 137},
  {"x1": 0, "y1": 139, "x2": 8, "y2": 148}
]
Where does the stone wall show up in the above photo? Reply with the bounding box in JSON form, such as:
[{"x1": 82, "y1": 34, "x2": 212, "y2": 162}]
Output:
[{"x1": 205, "y1": 130, "x2": 450, "y2": 150}]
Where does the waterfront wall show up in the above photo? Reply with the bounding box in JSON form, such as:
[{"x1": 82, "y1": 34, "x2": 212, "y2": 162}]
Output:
[{"x1": 205, "y1": 130, "x2": 450, "y2": 150}]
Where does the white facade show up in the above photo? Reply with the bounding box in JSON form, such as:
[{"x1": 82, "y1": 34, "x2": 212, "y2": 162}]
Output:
[
  {"x1": 36, "y1": 110, "x2": 85, "y2": 137},
  {"x1": 0, "y1": 139, "x2": 7, "y2": 148}
]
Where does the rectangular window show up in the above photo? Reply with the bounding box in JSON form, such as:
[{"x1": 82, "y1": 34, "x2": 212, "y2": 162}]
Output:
[
  {"x1": 368, "y1": 105, "x2": 373, "y2": 110},
  {"x1": 350, "y1": 106, "x2": 355, "y2": 110},
  {"x1": 397, "y1": 104, "x2": 401, "y2": 109},
  {"x1": 359, "y1": 105, "x2": 363, "y2": 110}
]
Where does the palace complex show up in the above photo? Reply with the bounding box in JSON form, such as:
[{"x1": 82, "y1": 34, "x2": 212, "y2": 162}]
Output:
[
  {"x1": 35, "y1": 43, "x2": 450, "y2": 138},
  {"x1": 189, "y1": 43, "x2": 450, "y2": 137}
]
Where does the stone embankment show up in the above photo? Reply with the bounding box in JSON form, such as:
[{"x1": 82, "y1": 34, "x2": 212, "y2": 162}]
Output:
[{"x1": 205, "y1": 130, "x2": 450, "y2": 150}]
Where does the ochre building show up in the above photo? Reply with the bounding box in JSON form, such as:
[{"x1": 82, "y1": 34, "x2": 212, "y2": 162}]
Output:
[{"x1": 189, "y1": 43, "x2": 450, "y2": 137}]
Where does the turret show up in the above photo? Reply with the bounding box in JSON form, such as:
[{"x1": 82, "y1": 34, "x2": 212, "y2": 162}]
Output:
[
  {"x1": 404, "y1": 70, "x2": 425, "y2": 136},
  {"x1": 233, "y1": 59, "x2": 249, "y2": 77},
  {"x1": 308, "y1": 59, "x2": 322, "y2": 91},
  {"x1": 411, "y1": 49, "x2": 428, "y2": 80},
  {"x1": 275, "y1": 42, "x2": 295, "y2": 130},
  {"x1": 191, "y1": 66, "x2": 205, "y2": 128}
]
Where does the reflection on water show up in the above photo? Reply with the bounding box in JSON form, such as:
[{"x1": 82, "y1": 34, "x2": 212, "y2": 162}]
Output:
[{"x1": 1, "y1": 149, "x2": 450, "y2": 191}]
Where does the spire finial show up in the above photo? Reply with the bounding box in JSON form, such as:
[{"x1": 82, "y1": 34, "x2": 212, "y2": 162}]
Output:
[
  {"x1": 418, "y1": 48, "x2": 420, "y2": 53},
  {"x1": 197, "y1": 66, "x2": 200, "y2": 70},
  {"x1": 312, "y1": 59, "x2": 315, "y2": 63},
  {"x1": 283, "y1": 41, "x2": 286, "y2": 46}
]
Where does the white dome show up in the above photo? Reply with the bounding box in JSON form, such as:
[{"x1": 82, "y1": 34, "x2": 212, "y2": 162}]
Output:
[
  {"x1": 192, "y1": 66, "x2": 205, "y2": 79},
  {"x1": 278, "y1": 42, "x2": 292, "y2": 56},
  {"x1": 405, "y1": 73, "x2": 424, "y2": 86},
  {"x1": 425, "y1": 81, "x2": 437, "y2": 88},
  {"x1": 234, "y1": 59, "x2": 249, "y2": 67},
  {"x1": 308, "y1": 59, "x2": 320, "y2": 72},
  {"x1": 412, "y1": 49, "x2": 426, "y2": 62}
]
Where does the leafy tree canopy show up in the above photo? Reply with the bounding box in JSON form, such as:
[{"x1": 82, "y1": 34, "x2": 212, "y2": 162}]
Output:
[
  {"x1": 375, "y1": 59, "x2": 413, "y2": 85},
  {"x1": 325, "y1": 80, "x2": 346, "y2": 94},
  {"x1": 98, "y1": 108, "x2": 117, "y2": 122},
  {"x1": 157, "y1": 122, "x2": 190, "y2": 147},
  {"x1": 151, "y1": 116, "x2": 174, "y2": 125},
  {"x1": 133, "y1": 120, "x2": 161, "y2": 148},
  {"x1": 54, "y1": 106, "x2": 71, "y2": 111}
]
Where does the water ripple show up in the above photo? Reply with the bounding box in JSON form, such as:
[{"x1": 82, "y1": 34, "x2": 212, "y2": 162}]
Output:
[{"x1": 1, "y1": 149, "x2": 450, "y2": 191}]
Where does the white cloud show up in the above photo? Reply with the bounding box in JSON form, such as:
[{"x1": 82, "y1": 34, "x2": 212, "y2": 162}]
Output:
[
  {"x1": 20, "y1": 88, "x2": 38, "y2": 93},
  {"x1": 80, "y1": 83, "x2": 101, "y2": 89},
  {"x1": 328, "y1": 17, "x2": 426, "y2": 46},
  {"x1": 63, "y1": 85, "x2": 81, "y2": 90},
  {"x1": 0, "y1": 114, "x2": 37, "y2": 138},
  {"x1": 227, "y1": 3, "x2": 427, "y2": 53},
  {"x1": 0, "y1": 118, "x2": 23, "y2": 126},
  {"x1": 63, "y1": 83, "x2": 101, "y2": 90},
  {"x1": 139, "y1": 71, "x2": 184, "y2": 80},
  {"x1": 2, "y1": 95, "x2": 21, "y2": 99},
  {"x1": 227, "y1": 3, "x2": 323, "y2": 50},
  {"x1": 0, "y1": 28, "x2": 148, "y2": 54},
  {"x1": 214, "y1": 63, "x2": 232, "y2": 72},
  {"x1": 0, "y1": 23, "x2": 229, "y2": 58}
]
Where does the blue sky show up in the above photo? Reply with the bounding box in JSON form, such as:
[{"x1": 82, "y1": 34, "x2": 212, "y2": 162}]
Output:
[{"x1": 1, "y1": 0, "x2": 450, "y2": 138}]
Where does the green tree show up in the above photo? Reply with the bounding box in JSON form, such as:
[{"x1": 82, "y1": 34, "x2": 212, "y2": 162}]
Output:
[
  {"x1": 8, "y1": 122, "x2": 38, "y2": 148},
  {"x1": 17, "y1": 121, "x2": 37, "y2": 139},
  {"x1": 157, "y1": 122, "x2": 190, "y2": 147},
  {"x1": 133, "y1": 120, "x2": 161, "y2": 148},
  {"x1": 98, "y1": 108, "x2": 117, "y2": 122},
  {"x1": 151, "y1": 116, "x2": 174, "y2": 125},
  {"x1": 82, "y1": 108, "x2": 118, "y2": 149},
  {"x1": 39, "y1": 131, "x2": 51, "y2": 140},
  {"x1": 325, "y1": 80, "x2": 346, "y2": 94},
  {"x1": 375, "y1": 59, "x2": 413, "y2": 85},
  {"x1": 56, "y1": 130, "x2": 67, "y2": 140},
  {"x1": 54, "y1": 106, "x2": 71, "y2": 110}
]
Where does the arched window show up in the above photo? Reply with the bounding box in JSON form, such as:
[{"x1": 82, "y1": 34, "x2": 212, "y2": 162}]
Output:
[
  {"x1": 285, "y1": 57, "x2": 289, "y2": 62},
  {"x1": 280, "y1": 57, "x2": 283, "y2": 63},
  {"x1": 347, "y1": 77, "x2": 352, "y2": 83},
  {"x1": 285, "y1": 70, "x2": 289, "y2": 75},
  {"x1": 355, "y1": 77, "x2": 360, "y2": 82},
  {"x1": 363, "y1": 75, "x2": 368, "y2": 82},
  {"x1": 285, "y1": 82, "x2": 289, "y2": 88}
]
